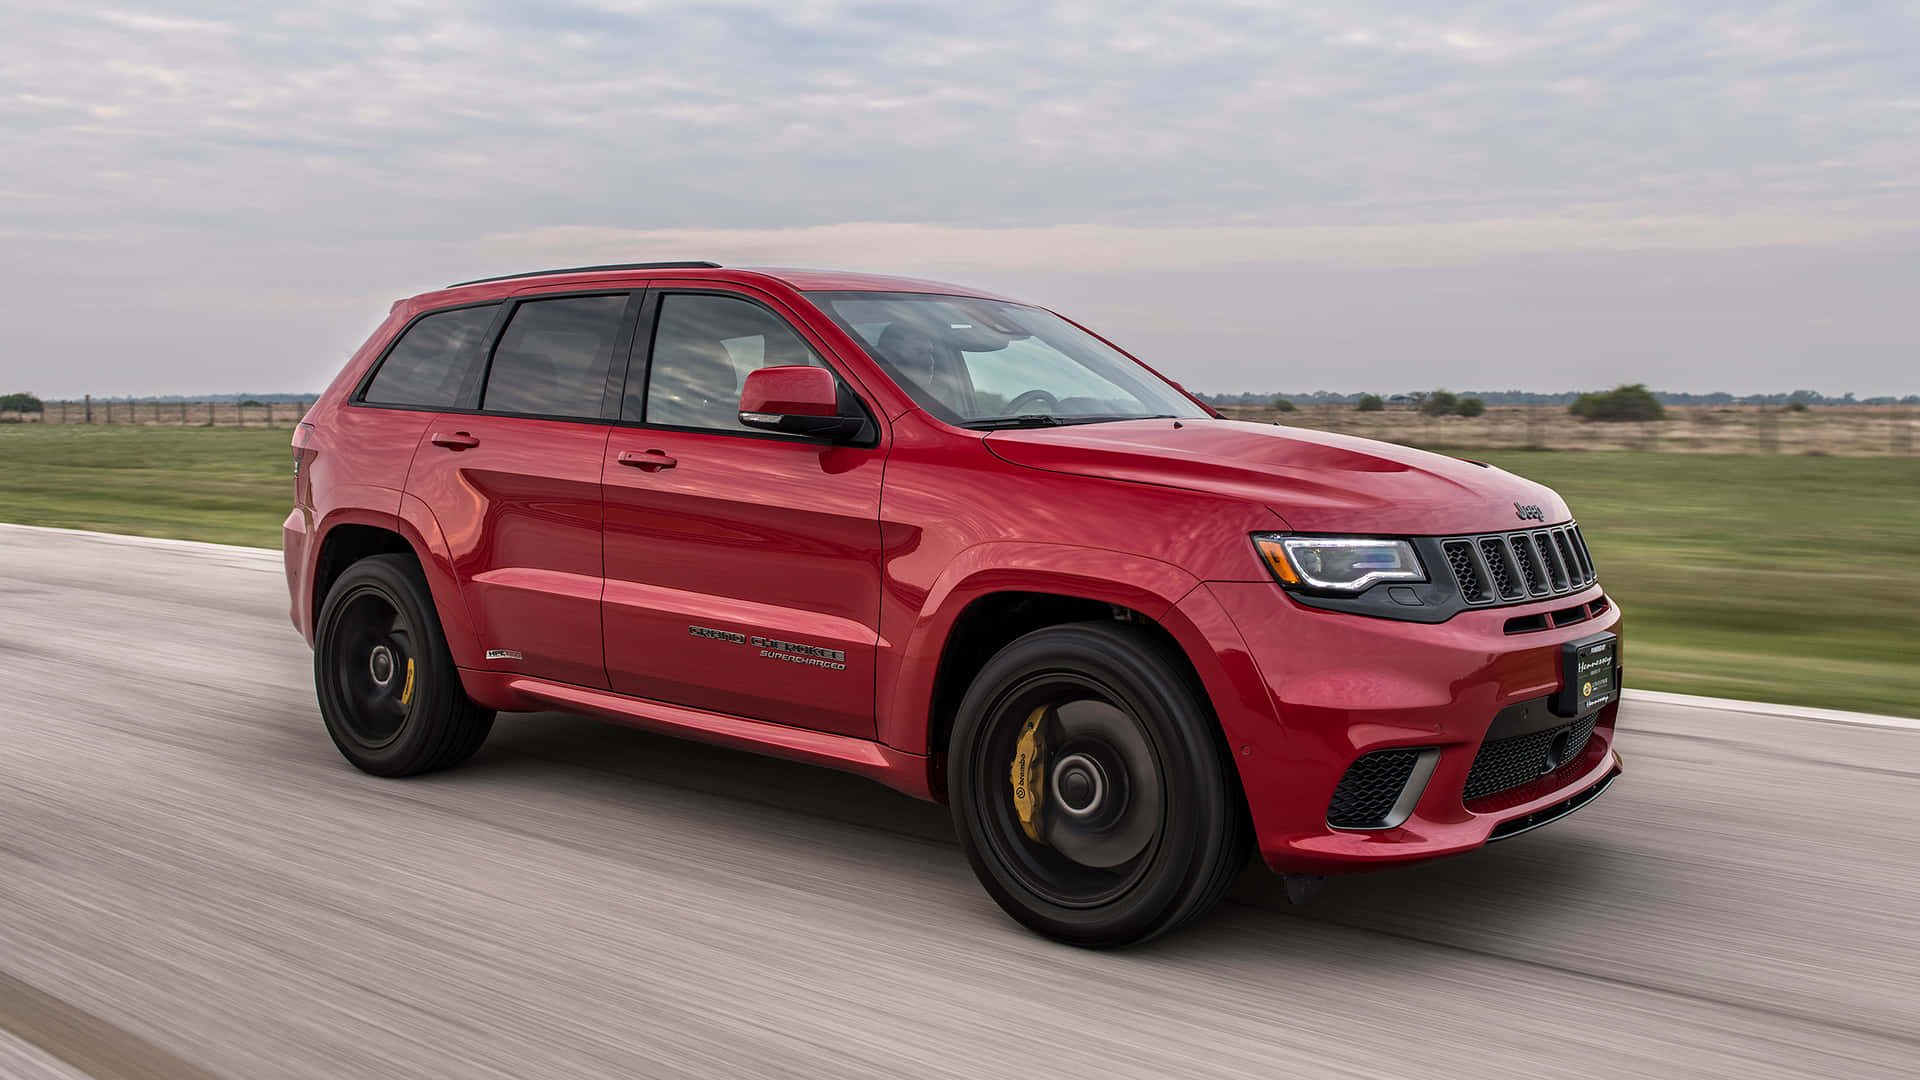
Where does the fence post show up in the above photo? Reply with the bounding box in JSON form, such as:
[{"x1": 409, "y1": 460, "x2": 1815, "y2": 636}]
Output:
[
  {"x1": 207, "y1": 401, "x2": 215, "y2": 427},
  {"x1": 84, "y1": 394, "x2": 92, "y2": 423}
]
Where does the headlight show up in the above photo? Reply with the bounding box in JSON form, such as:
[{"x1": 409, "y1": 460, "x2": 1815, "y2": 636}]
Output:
[{"x1": 1252, "y1": 534, "x2": 1427, "y2": 593}]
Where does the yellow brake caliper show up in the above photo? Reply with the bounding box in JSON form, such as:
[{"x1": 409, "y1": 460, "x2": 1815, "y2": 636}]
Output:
[{"x1": 1010, "y1": 706, "x2": 1047, "y2": 842}]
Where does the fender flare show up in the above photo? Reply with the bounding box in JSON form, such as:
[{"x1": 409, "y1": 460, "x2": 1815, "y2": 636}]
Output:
[
  {"x1": 308, "y1": 499, "x2": 484, "y2": 670},
  {"x1": 878, "y1": 541, "x2": 1200, "y2": 756}
]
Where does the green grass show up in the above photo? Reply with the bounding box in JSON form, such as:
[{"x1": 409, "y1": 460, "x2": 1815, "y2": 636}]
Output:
[
  {"x1": 1475, "y1": 451, "x2": 1920, "y2": 718},
  {"x1": 2, "y1": 426, "x2": 1915, "y2": 716},
  {"x1": 0, "y1": 425, "x2": 293, "y2": 548}
]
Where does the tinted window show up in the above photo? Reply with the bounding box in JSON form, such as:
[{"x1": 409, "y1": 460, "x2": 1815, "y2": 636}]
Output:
[
  {"x1": 634, "y1": 293, "x2": 822, "y2": 430},
  {"x1": 362, "y1": 304, "x2": 497, "y2": 408},
  {"x1": 481, "y1": 295, "x2": 631, "y2": 418}
]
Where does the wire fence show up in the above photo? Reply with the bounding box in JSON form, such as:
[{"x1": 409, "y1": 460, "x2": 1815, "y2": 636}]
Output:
[
  {"x1": 1222, "y1": 404, "x2": 1920, "y2": 457},
  {"x1": 3, "y1": 398, "x2": 317, "y2": 427}
]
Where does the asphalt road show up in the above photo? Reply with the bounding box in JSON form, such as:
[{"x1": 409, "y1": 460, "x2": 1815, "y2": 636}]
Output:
[{"x1": 2, "y1": 524, "x2": 1917, "y2": 1080}]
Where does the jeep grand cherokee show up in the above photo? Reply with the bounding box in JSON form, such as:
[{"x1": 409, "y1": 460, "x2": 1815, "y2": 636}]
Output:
[{"x1": 285, "y1": 261, "x2": 1623, "y2": 946}]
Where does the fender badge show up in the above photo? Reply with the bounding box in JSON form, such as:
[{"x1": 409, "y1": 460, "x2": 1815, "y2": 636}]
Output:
[{"x1": 485, "y1": 649, "x2": 523, "y2": 661}]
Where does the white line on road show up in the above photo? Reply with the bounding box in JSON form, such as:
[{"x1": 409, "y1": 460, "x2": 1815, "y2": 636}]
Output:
[
  {"x1": 1621, "y1": 689, "x2": 1920, "y2": 732},
  {"x1": 0, "y1": 521, "x2": 283, "y2": 559}
]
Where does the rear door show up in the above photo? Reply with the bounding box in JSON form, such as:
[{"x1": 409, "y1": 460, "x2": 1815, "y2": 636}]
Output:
[
  {"x1": 344, "y1": 302, "x2": 502, "y2": 512},
  {"x1": 402, "y1": 290, "x2": 641, "y2": 688},
  {"x1": 600, "y1": 286, "x2": 887, "y2": 739}
]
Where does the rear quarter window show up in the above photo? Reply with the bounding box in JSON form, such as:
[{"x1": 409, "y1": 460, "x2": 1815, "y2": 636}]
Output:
[{"x1": 362, "y1": 304, "x2": 498, "y2": 408}]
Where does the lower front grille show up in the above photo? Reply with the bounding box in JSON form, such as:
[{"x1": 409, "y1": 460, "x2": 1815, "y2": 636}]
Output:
[
  {"x1": 1463, "y1": 714, "x2": 1598, "y2": 802},
  {"x1": 1488, "y1": 768, "x2": 1617, "y2": 841},
  {"x1": 1328, "y1": 747, "x2": 1430, "y2": 829}
]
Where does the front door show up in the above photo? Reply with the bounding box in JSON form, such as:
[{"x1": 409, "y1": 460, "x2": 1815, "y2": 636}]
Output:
[
  {"x1": 403, "y1": 291, "x2": 639, "y2": 688},
  {"x1": 601, "y1": 288, "x2": 886, "y2": 739}
]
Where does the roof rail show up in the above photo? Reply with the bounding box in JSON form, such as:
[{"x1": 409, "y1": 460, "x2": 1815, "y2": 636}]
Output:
[{"x1": 448, "y1": 261, "x2": 723, "y2": 288}]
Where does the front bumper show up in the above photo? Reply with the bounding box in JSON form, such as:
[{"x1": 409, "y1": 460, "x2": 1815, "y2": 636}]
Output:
[{"x1": 1196, "y1": 580, "x2": 1623, "y2": 876}]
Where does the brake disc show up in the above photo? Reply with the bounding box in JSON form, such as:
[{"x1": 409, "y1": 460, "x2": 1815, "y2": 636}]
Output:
[{"x1": 1042, "y1": 699, "x2": 1160, "y2": 869}]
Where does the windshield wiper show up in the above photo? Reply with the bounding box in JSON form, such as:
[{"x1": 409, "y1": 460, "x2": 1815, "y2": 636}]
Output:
[
  {"x1": 960, "y1": 414, "x2": 1064, "y2": 429},
  {"x1": 962, "y1": 413, "x2": 1186, "y2": 430}
]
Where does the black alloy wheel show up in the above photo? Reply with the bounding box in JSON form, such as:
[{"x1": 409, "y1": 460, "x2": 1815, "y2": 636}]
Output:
[
  {"x1": 313, "y1": 554, "x2": 493, "y2": 777},
  {"x1": 949, "y1": 622, "x2": 1250, "y2": 947},
  {"x1": 326, "y1": 586, "x2": 417, "y2": 748}
]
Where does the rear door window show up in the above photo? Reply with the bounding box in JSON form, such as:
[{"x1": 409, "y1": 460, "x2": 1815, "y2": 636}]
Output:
[
  {"x1": 481, "y1": 295, "x2": 633, "y2": 419},
  {"x1": 362, "y1": 304, "x2": 498, "y2": 408}
]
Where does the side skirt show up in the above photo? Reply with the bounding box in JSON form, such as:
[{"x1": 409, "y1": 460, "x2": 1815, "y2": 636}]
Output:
[{"x1": 458, "y1": 668, "x2": 938, "y2": 801}]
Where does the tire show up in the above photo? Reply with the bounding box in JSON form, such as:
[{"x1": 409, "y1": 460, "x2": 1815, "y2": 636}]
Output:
[
  {"x1": 313, "y1": 553, "x2": 494, "y2": 777},
  {"x1": 948, "y1": 622, "x2": 1250, "y2": 947}
]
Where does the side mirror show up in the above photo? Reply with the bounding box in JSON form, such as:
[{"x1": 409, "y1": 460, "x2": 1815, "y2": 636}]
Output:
[{"x1": 739, "y1": 366, "x2": 864, "y2": 441}]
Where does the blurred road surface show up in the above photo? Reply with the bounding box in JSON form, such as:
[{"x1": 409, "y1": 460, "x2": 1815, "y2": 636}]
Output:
[{"x1": 2, "y1": 524, "x2": 1916, "y2": 1079}]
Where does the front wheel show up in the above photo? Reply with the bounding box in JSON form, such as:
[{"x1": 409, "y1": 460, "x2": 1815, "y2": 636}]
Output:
[
  {"x1": 313, "y1": 553, "x2": 493, "y2": 777},
  {"x1": 948, "y1": 622, "x2": 1249, "y2": 947}
]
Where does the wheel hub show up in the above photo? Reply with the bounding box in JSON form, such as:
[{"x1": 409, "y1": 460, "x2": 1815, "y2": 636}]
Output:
[
  {"x1": 1050, "y1": 752, "x2": 1108, "y2": 818},
  {"x1": 368, "y1": 644, "x2": 396, "y2": 686}
]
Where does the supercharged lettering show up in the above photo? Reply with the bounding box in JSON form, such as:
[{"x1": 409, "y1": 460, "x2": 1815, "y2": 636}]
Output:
[{"x1": 686, "y1": 625, "x2": 845, "y2": 672}]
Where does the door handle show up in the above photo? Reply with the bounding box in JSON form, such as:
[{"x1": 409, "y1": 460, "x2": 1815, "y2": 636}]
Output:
[
  {"x1": 617, "y1": 449, "x2": 677, "y2": 471},
  {"x1": 431, "y1": 431, "x2": 480, "y2": 450}
]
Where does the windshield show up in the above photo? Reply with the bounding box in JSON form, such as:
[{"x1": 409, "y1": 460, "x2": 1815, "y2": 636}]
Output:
[{"x1": 806, "y1": 291, "x2": 1209, "y2": 428}]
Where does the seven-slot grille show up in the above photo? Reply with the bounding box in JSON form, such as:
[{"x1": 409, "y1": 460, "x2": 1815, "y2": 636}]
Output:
[{"x1": 1442, "y1": 524, "x2": 1596, "y2": 606}]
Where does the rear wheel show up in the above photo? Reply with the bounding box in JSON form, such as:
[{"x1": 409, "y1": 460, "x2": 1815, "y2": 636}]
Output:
[
  {"x1": 948, "y1": 622, "x2": 1249, "y2": 947},
  {"x1": 314, "y1": 553, "x2": 493, "y2": 777}
]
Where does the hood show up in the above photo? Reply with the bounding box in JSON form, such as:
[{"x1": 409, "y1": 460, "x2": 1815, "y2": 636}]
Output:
[{"x1": 984, "y1": 419, "x2": 1569, "y2": 535}]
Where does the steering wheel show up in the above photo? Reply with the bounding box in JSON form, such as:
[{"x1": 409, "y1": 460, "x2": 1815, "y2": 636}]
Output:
[{"x1": 1004, "y1": 389, "x2": 1061, "y2": 415}]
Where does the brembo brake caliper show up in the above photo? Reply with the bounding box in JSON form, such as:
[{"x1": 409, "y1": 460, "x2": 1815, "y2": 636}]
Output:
[{"x1": 1010, "y1": 706, "x2": 1047, "y2": 842}]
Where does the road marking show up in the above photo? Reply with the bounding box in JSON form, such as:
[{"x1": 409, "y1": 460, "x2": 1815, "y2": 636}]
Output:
[
  {"x1": 1622, "y1": 689, "x2": 1920, "y2": 732},
  {"x1": 5, "y1": 522, "x2": 1916, "y2": 732},
  {"x1": 0, "y1": 522, "x2": 278, "y2": 558}
]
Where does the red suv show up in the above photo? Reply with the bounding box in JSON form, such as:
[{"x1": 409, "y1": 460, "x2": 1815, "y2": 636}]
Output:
[{"x1": 285, "y1": 261, "x2": 1622, "y2": 946}]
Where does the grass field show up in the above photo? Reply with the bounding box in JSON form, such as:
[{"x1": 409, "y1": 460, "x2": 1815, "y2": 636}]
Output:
[
  {"x1": 1471, "y1": 450, "x2": 1920, "y2": 718},
  {"x1": 0, "y1": 424, "x2": 292, "y2": 549},
  {"x1": 3, "y1": 424, "x2": 1916, "y2": 716}
]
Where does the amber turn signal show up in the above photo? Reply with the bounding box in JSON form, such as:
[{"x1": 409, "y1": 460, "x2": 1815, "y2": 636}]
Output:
[{"x1": 1253, "y1": 536, "x2": 1301, "y2": 585}]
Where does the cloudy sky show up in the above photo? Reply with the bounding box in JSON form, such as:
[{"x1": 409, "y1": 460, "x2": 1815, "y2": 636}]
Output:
[{"x1": 3, "y1": 1, "x2": 1916, "y2": 398}]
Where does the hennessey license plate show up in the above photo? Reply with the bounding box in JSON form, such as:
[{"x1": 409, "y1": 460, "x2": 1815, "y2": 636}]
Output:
[{"x1": 1556, "y1": 632, "x2": 1618, "y2": 717}]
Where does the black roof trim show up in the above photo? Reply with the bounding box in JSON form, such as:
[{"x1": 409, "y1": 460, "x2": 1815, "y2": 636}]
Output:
[{"x1": 448, "y1": 261, "x2": 722, "y2": 288}]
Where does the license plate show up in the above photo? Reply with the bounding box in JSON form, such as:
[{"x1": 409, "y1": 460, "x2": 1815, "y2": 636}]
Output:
[{"x1": 1555, "y1": 632, "x2": 1618, "y2": 717}]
